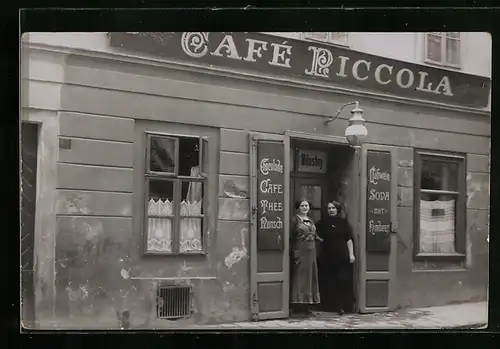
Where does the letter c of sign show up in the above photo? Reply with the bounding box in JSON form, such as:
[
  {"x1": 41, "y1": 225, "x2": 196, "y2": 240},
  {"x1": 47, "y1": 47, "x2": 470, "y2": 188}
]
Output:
[{"x1": 181, "y1": 32, "x2": 209, "y2": 58}]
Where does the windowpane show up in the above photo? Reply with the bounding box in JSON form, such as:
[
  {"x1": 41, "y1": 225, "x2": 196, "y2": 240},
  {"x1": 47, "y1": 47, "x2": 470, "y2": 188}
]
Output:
[
  {"x1": 201, "y1": 138, "x2": 208, "y2": 175},
  {"x1": 421, "y1": 159, "x2": 459, "y2": 191},
  {"x1": 446, "y1": 38, "x2": 460, "y2": 65},
  {"x1": 179, "y1": 137, "x2": 200, "y2": 176},
  {"x1": 331, "y1": 32, "x2": 348, "y2": 44},
  {"x1": 180, "y1": 180, "x2": 203, "y2": 253},
  {"x1": 446, "y1": 32, "x2": 460, "y2": 39},
  {"x1": 305, "y1": 32, "x2": 329, "y2": 41},
  {"x1": 427, "y1": 33, "x2": 442, "y2": 62},
  {"x1": 300, "y1": 185, "x2": 321, "y2": 210},
  {"x1": 147, "y1": 179, "x2": 174, "y2": 253},
  {"x1": 180, "y1": 218, "x2": 203, "y2": 252},
  {"x1": 181, "y1": 181, "x2": 204, "y2": 216},
  {"x1": 419, "y1": 193, "x2": 457, "y2": 254},
  {"x1": 310, "y1": 209, "x2": 321, "y2": 224},
  {"x1": 150, "y1": 136, "x2": 175, "y2": 173}
]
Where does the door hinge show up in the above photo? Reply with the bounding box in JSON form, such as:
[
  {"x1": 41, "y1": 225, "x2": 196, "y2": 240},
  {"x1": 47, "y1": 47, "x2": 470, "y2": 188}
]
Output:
[{"x1": 390, "y1": 221, "x2": 399, "y2": 234}]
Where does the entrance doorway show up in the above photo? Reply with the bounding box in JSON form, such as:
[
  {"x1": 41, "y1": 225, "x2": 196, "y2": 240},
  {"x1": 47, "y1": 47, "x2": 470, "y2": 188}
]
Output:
[
  {"x1": 290, "y1": 138, "x2": 357, "y2": 316},
  {"x1": 21, "y1": 122, "x2": 38, "y2": 326}
]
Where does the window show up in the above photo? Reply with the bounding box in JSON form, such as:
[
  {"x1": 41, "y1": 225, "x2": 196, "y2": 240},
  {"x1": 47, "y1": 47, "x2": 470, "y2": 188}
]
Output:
[
  {"x1": 303, "y1": 32, "x2": 349, "y2": 46},
  {"x1": 414, "y1": 151, "x2": 466, "y2": 260},
  {"x1": 144, "y1": 133, "x2": 208, "y2": 255},
  {"x1": 263, "y1": 32, "x2": 349, "y2": 46},
  {"x1": 425, "y1": 32, "x2": 461, "y2": 68}
]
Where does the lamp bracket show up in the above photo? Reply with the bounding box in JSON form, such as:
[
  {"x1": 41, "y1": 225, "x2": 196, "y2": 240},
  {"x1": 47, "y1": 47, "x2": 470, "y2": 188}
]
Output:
[{"x1": 324, "y1": 101, "x2": 359, "y2": 125}]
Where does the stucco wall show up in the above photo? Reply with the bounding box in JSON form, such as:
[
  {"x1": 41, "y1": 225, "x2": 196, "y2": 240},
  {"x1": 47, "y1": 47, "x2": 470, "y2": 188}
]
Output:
[
  {"x1": 23, "y1": 33, "x2": 490, "y2": 327},
  {"x1": 21, "y1": 45, "x2": 65, "y2": 326}
]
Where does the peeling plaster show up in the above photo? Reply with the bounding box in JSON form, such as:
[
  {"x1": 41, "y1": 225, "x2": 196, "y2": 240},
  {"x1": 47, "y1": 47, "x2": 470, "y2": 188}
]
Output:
[
  {"x1": 223, "y1": 281, "x2": 236, "y2": 292},
  {"x1": 121, "y1": 268, "x2": 130, "y2": 279},
  {"x1": 223, "y1": 179, "x2": 248, "y2": 199},
  {"x1": 181, "y1": 261, "x2": 193, "y2": 272},
  {"x1": 466, "y1": 232, "x2": 473, "y2": 268},
  {"x1": 467, "y1": 173, "x2": 487, "y2": 207},
  {"x1": 62, "y1": 194, "x2": 91, "y2": 214},
  {"x1": 224, "y1": 228, "x2": 248, "y2": 269}
]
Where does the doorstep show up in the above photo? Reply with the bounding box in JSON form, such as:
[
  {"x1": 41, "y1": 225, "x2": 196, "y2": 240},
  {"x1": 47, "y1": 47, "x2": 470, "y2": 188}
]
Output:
[{"x1": 185, "y1": 301, "x2": 488, "y2": 330}]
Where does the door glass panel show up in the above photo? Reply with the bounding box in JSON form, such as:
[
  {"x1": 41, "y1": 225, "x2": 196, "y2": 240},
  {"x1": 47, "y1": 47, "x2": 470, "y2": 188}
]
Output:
[{"x1": 300, "y1": 185, "x2": 322, "y2": 210}]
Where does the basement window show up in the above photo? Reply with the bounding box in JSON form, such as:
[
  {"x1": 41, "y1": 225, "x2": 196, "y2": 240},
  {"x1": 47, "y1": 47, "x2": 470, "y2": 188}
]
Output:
[{"x1": 156, "y1": 285, "x2": 193, "y2": 319}]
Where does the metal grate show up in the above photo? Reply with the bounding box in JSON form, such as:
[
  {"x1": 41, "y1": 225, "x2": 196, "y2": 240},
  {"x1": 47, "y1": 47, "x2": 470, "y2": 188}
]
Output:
[{"x1": 156, "y1": 285, "x2": 192, "y2": 319}]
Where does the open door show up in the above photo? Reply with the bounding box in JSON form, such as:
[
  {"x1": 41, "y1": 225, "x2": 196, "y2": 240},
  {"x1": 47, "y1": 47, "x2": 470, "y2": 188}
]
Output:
[
  {"x1": 358, "y1": 144, "x2": 398, "y2": 313},
  {"x1": 249, "y1": 133, "x2": 290, "y2": 321},
  {"x1": 21, "y1": 122, "x2": 38, "y2": 326}
]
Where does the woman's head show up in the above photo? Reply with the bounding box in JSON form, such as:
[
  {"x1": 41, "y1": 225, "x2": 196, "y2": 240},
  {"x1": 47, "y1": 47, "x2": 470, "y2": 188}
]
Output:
[
  {"x1": 295, "y1": 199, "x2": 312, "y2": 215},
  {"x1": 326, "y1": 200, "x2": 342, "y2": 217}
]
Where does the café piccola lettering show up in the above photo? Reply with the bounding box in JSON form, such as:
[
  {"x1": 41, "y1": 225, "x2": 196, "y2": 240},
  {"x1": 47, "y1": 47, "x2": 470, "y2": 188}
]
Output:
[
  {"x1": 300, "y1": 153, "x2": 324, "y2": 170},
  {"x1": 180, "y1": 32, "x2": 454, "y2": 97}
]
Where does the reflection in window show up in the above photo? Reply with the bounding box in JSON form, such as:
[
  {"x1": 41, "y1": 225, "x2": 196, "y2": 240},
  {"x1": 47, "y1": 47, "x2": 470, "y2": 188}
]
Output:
[
  {"x1": 421, "y1": 160, "x2": 458, "y2": 191},
  {"x1": 150, "y1": 137, "x2": 175, "y2": 173},
  {"x1": 300, "y1": 184, "x2": 322, "y2": 223}
]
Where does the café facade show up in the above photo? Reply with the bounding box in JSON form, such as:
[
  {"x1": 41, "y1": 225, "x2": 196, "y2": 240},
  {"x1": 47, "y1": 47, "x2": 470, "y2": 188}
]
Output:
[{"x1": 22, "y1": 32, "x2": 491, "y2": 328}]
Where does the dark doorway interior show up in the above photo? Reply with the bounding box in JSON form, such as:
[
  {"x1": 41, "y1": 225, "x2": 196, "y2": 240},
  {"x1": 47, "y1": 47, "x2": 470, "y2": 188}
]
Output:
[
  {"x1": 21, "y1": 122, "x2": 38, "y2": 326},
  {"x1": 290, "y1": 139, "x2": 356, "y2": 316}
]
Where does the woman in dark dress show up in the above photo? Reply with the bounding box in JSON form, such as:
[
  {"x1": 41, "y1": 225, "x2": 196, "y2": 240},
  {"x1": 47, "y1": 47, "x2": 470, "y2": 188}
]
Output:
[
  {"x1": 290, "y1": 200, "x2": 324, "y2": 316},
  {"x1": 316, "y1": 201, "x2": 356, "y2": 315}
]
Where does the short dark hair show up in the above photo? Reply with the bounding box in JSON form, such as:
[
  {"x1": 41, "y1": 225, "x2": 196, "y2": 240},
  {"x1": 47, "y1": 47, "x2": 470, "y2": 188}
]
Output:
[
  {"x1": 326, "y1": 200, "x2": 342, "y2": 213},
  {"x1": 295, "y1": 199, "x2": 313, "y2": 210}
]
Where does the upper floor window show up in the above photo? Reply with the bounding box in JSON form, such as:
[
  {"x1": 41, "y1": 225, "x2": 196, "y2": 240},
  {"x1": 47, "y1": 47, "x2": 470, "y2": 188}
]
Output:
[
  {"x1": 303, "y1": 32, "x2": 349, "y2": 46},
  {"x1": 263, "y1": 32, "x2": 349, "y2": 47},
  {"x1": 414, "y1": 150, "x2": 466, "y2": 260},
  {"x1": 144, "y1": 132, "x2": 208, "y2": 255},
  {"x1": 425, "y1": 32, "x2": 461, "y2": 68}
]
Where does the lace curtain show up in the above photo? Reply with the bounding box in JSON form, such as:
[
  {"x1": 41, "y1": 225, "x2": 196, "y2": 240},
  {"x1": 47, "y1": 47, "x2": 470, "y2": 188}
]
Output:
[
  {"x1": 420, "y1": 199, "x2": 456, "y2": 253},
  {"x1": 147, "y1": 166, "x2": 203, "y2": 253}
]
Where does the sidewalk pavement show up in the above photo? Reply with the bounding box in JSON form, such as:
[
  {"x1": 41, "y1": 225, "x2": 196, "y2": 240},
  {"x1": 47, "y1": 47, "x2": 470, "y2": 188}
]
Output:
[{"x1": 186, "y1": 301, "x2": 488, "y2": 330}]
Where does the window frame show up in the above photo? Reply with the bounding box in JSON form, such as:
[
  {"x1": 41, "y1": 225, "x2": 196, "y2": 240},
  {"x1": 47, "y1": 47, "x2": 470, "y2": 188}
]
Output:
[
  {"x1": 424, "y1": 32, "x2": 461, "y2": 69},
  {"x1": 301, "y1": 32, "x2": 349, "y2": 47},
  {"x1": 413, "y1": 149, "x2": 467, "y2": 262},
  {"x1": 142, "y1": 131, "x2": 209, "y2": 256}
]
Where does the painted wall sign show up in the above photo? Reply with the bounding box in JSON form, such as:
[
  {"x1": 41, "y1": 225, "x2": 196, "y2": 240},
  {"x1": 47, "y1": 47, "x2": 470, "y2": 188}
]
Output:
[
  {"x1": 109, "y1": 32, "x2": 490, "y2": 108},
  {"x1": 366, "y1": 150, "x2": 392, "y2": 252},
  {"x1": 297, "y1": 149, "x2": 327, "y2": 174},
  {"x1": 257, "y1": 141, "x2": 285, "y2": 251}
]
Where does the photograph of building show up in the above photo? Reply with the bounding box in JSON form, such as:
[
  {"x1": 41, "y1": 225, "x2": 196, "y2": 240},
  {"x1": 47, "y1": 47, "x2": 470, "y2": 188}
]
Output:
[{"x1": 20, "y1": 32, "x2": 491, "y2": 329}]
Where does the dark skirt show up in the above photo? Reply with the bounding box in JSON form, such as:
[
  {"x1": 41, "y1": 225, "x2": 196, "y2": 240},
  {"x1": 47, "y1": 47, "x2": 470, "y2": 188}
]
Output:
[{"x1": 318, "y1": 261, "x2": 355, "y2": 312}]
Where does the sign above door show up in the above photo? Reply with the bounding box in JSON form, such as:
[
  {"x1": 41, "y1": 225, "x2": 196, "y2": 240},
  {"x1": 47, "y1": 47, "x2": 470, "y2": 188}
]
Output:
[{"x1": 297, "y1": 149, "x2": 327, "y2": 174}]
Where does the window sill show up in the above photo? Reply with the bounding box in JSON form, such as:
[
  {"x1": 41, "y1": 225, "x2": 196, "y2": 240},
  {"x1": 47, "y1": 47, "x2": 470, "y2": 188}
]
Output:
[
  {"x1": 143, "y1": 251, "x2": 207, "y2": 257},
  {"x1": 412, "y1": 268, "x2": 467, "y2": 273},
  {"x1": 413, "y1": 252, "x2": 465, "y2": 262},
  {"x1": 303, "y1": 38, "x2": 350, "y2": 49},
  {"x1": 424, "y1": 59, "x2": 462, "y2": 71}
]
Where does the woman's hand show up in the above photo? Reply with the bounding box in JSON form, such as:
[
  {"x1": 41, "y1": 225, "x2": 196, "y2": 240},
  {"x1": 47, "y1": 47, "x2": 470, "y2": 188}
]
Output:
[{"x1": 349, "y1": 254, "x2": 356, "y2": 264}]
